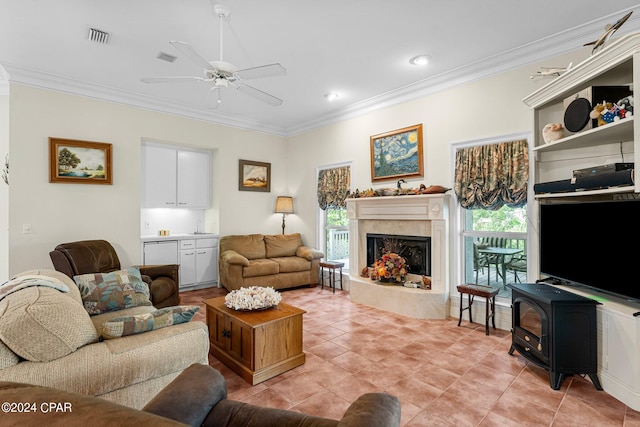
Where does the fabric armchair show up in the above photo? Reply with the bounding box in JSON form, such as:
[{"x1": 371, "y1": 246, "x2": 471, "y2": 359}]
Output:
[{"x1": 49, "y1": 239, "x2": 179, "y2": 308}]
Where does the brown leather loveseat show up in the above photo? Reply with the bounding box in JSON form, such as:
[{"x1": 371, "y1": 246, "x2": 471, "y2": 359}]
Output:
[{"x1": 49, "y1": 239, "x2": 179, "y2": 308}]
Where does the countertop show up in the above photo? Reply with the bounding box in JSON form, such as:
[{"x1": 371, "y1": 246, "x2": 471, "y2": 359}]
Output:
[{"x1": 141, "y1": 233, "x2": 219, "y2": 243}]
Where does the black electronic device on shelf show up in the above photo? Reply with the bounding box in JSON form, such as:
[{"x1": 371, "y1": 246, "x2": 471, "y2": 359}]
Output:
[{"x1": 534, "y1": 168, "x2": 634, "y2": 194}]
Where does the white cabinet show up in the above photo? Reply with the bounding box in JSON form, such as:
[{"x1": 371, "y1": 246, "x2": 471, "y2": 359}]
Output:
[
  {"x1": 179, "y1": 237, "x2": 218, "y2": 289},
  {"x1": 142, "y1": 145, "x2": 177, "y2": 208},
  {"x1": 143, "y1": 240, "x2": 178, "y2": 265},
  {"x1": 179, "y1": 240, "x2": 197, "y2": 287},
  {"x1": 523, "y1": 34, "x2": 640, "y2": 199},
  {"x1": 196, "y1": 238, "x2": 218, "y2": 284},
  {"x1": 177, "y1": 150, "x2": 211, "y2": 208},
  {"x1": 523, "y1": 33, "x2": 640, "y2": 410},
  {"x1": 142, "y1": 143, "x2": 211, "y2": 209}
]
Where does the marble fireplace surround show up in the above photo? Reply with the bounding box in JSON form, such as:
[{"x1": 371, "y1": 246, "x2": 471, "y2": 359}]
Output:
[{"x1": 346, "y1": 194, "x2": 450, "y2": 319}]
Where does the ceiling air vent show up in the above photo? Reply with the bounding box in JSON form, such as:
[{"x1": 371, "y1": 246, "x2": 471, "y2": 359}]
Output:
[
  {"x1": 157, "y1": 52, "x2": 177, "y2": 63},
  {"x1": 88, "y1": 27, "x2": 109, "y2": 44}
]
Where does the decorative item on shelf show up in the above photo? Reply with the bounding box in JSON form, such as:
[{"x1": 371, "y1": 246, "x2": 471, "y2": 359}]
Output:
[
  {"x1": 372, "y1": 252, "x2": 408, "y2": 283},
  {"x1": 590, "y1": 102, "x2": 617, "y2": 127},
  {"x1": 416, "y1": 184, "x2": 450, "y2": 194},
  {"x1": 360, "y1": 267, "x2": 370, "y2": 278},
  {"x1": 542, "y1": 123, "x2": 565, "y2": 144},
  {"x1": 421, "y1": 276, "x2": 432, "y2": 290},
  {"x1": 347, "y1": 184, "x2": 449, "y2": 198},
  {"x1": 274, "y1": 196, "x2": 294, "y2": 234},
  {"x1": 224, "y1": 286, "x2": 282, "y2": 311},
  {"x1": 584, "y1": 11, "x2": 632, "y2": 54}
]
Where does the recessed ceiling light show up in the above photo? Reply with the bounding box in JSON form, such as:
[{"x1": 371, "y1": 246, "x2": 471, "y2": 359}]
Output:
[
  {"x1": 409, "y1": 55, "x2": 430, "y2": 66},
  {"x1": 324, "y1": 92, "x2": 339, "y2": 101}
]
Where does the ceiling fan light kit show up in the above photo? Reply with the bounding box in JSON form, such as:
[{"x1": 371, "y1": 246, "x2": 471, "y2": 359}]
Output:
[{"x1": 141, "y1": 3, "x2": 285, "y2": 107}]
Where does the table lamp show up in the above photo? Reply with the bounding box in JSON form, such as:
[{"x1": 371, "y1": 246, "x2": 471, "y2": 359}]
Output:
[{"x1": 275, "y1": 196, "x2": 294, "y2": 234}]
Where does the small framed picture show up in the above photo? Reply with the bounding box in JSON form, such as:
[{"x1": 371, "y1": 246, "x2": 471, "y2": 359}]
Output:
[
  {"x1": 49, "y1": 138, "x2": 112, "y2": 184},
  {"x1": 370, "y1": 124, "x2": 423, "y2": 182},
  {"x1": 239, "y1": 159, "x2": 271, "y2": 192}
]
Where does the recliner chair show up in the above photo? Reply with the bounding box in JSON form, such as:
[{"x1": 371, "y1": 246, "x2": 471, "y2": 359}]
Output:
[
  {"x1": 0, "y1": 363, "x2": 402, "y2": 426},
  {"x1": 49, "y1": 239, "x2": 179, "y2": 308}
]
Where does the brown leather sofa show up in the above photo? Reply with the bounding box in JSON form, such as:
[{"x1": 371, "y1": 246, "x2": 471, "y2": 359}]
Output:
[
  {"x1": 0, "y1": 364, "x2": 401, "y2": 427},
  {"x1": 49, "y1": 239, "x2": 179, "y2": 308}
]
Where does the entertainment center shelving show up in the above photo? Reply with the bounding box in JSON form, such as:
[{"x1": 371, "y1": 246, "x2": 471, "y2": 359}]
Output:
[{"x1": 523, "y1": 33, "x2": 640, "y2": 410}]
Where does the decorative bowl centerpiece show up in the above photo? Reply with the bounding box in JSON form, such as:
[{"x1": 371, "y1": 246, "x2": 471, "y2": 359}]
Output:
[{"x1": 224, "y1": 286, "x2": 282, "y2": 311}]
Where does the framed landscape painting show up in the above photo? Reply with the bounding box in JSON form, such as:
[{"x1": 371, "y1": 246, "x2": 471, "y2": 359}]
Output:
[
  {"x1": 370, "y1": 124, "x2": 423, "y2": 182},
  {"x1": 49, "y1": 138, "x2": 112, "y2": 184},
  {"x1": 239, "y1": 159, "x2": 271, "y2": 192}
]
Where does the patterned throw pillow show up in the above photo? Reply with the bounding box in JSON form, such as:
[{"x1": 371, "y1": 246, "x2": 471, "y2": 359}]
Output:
[
  {"x1": 101, "y1": 305, "x2": 200, "y2": 339},
  {"x1": 73, "y1": 267, "x2": 152, "y2": 315}
]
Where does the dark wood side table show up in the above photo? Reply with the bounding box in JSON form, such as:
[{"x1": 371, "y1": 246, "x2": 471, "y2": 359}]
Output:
[
  {"x1": 319, "y1": 261, "x2": 344, "y2": 293},
  {"x1": 457, "y1": 283, "x2": 499, "y2": 335},
  {"x1": 205, "y1": 297, "x2": 305, "y2": 385}
]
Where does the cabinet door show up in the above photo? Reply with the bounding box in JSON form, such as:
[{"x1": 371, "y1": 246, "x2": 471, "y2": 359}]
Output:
[
  {"x1": 143, "y1": 241, "x2": 178, "y2": 265},
  {"x1": 180, "y1": 250, "x2": 196, "y2": 287},
  {"x1": 228, "y1": 318, "x2": 254, "y2": 369},
  {"x1": 177, "y1": 150, "x2": 211, "y2": 208},
  {"x1": 142, "y1": 145, "x2": 177, "y2": 208},
  {"x1": 207, "y1": 310, "x2": 227, "y2": 351},
  {"x1": 196, "y1": 247, "x2": 216, "y2": 283}
]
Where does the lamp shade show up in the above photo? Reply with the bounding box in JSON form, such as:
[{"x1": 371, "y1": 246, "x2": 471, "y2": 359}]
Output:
[{"x1": 275, "y1": 196, "x2": 294, "y2": 214}]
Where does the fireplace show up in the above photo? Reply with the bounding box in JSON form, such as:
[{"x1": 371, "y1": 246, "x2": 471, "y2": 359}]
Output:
[
  {"x1": 346, "y1": 194, "x2": 450, "y2": 319},
  {"x1": 508, "y1": 283, "x2": 601, "y2": 390},
  {"x1": 366, "y1": 233, "x2": 431, "y2": 276}
]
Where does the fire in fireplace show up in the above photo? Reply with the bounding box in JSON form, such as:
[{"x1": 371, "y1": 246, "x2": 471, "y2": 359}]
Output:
[{"x1": 366, "y1": 233, "x2": 431, "y2": 276}]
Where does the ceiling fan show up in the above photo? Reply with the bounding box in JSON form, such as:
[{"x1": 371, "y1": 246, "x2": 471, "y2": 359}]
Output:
[{"x1": 141, "y1": 4, "x2": 286, "y2": 108}]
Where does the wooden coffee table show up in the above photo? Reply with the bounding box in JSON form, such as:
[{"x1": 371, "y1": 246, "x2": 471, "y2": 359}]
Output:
[{"x1": 204, "y1": 296, "x2": 306, "y2": 385}]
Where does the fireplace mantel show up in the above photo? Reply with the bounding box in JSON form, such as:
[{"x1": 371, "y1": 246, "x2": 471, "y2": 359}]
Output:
[{"x1": 346, "y1": 194, "x2": 450, "y2": 319}]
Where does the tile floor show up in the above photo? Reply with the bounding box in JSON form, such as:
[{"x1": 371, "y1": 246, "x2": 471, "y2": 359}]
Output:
[{"x1": 181, "y1": 285, "x2": 640, "y2": 426}]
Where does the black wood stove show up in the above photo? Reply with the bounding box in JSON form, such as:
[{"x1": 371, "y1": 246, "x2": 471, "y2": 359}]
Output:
[{"x1": 507, "y1": 282, "x2": 602, "y2": 390}]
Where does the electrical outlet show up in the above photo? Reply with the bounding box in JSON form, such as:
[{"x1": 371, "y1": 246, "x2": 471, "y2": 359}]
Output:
[
  {"x1": 22, "y1": 224, "x2": 32, "y2": 234},
  {"x1": 144, "y1": 221, "x2": 150, "y2": 229}
]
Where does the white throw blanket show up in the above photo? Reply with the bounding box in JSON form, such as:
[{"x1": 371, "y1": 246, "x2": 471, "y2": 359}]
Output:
[{"x1": 0, "y1": 275, "x2": 69, "y2": 302}]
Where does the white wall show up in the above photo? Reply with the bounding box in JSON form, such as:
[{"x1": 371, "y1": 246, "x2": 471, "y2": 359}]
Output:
[
  {"x1": 287, "y1": 46, "x2": 591, "y2": 279},
  {"x1": 7, "y1": 84, "x2": 288, "y2": 277},
  {"x1": 5, "y1": 45, "x2": 593, "y2": 280},
  {"x1": 0, "y1": 92, "x2": 8, "y2": 281}
]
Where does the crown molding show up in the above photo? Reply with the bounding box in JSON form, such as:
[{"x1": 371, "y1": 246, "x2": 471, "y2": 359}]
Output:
[
  {"x1": 2, "y1": 64, "x2": 289, "y2": 136},
  {"x1": 3, "y1": 9, "x2": 640, "y2": 138},
  {"x1": 286, "y1": 10, "x2": 640, "y2": 136},
  {"x1": 0, "y1": 65, "x2": 9, "y2": 96}
]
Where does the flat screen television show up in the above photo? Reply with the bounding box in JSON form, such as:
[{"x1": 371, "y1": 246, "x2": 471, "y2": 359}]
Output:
[{"x1": 539, "y1": 199, "x2": 640, "y2": 302}]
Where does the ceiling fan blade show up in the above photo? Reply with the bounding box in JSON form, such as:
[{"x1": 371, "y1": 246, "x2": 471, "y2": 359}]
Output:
[
  {"x1": 235, "y1": 63, "x2": 287, "y2": 80},
  {"x1": 206, "y1": 87, "x2": 221, "y2": 109},
  {"x1": 235, "y1": 83, "x2": 283, "y2": 106},
  {"x1": 170, "y1": 40, "x2": 213, "y2": 71},
  {"x1": 141, "y1": 76, "x2": 209, "y2": 83}
]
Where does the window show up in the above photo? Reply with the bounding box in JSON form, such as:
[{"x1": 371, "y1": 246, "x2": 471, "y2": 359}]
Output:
[
  {"x1": 453, "y1": 135, "x2": 530, "y2": 299},
  {"x1": 462, "y1": 205, "x2": 527, "y2": 298},
  {"x1": 316, "y1": 162, "x2": 352, "y2": 270},
  {"x1": 324, "y1": 207, "x2": 349, "y2": 268}
]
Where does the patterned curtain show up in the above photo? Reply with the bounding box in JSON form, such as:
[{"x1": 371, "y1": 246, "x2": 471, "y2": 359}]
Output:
[
  {"x1": 454, "y1": 139, "x2": 529, "y2": 210},
  {"x1": 317, "y1": 166, "x2": 351, "y2": 210}
]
